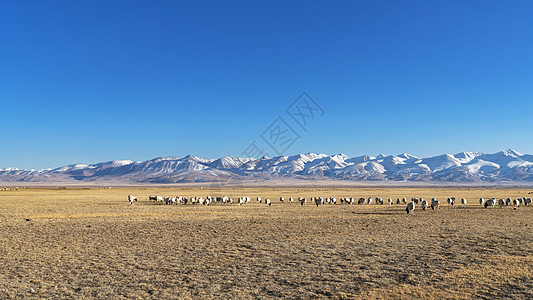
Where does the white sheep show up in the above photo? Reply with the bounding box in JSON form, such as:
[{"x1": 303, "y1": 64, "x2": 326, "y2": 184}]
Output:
[
  {"x1": 431, "y1": 199, "x2": 440, "y2": 210},
  {"x1": 447, "y1": 197, "x2": 455, "y2": 207},
  {"x1": 484, "y1": 198, "x2": 495, "y2": 208},
  {"x1": 513, "y1": 198, "x2": 522, "y2": 208},
  {"x1": 128, "y1": 195, "x2": 137, "y2": 205},
  {"x1": 421, "y1": 199, "x2": 428, "y2": 211},
  {"x1": 406, "y1": 202, "x2": 415, "y2": 214}
]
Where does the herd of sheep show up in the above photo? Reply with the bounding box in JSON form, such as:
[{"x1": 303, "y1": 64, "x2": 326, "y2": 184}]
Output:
[{"x1": 127, "y1": 194, "x2": 532, "y2": 213}]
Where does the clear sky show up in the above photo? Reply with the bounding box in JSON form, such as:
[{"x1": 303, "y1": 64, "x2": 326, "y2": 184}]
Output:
[{"x1": 1, "y1": 1, "x2": 532, "y2": 169}]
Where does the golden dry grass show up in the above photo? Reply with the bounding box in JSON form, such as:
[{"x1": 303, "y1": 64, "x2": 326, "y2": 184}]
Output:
[{"x1": 1, "y1": 187, "x2": 532, "y2": 299}]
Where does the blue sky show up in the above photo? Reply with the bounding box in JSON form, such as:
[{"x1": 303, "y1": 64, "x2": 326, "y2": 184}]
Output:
[{"x1": 1, "y1": 0, "x2": 532, "y2": 169}]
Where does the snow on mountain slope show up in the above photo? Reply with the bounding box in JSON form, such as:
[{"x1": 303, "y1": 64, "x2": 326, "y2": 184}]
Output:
[
  {"x1": 2, "y1": 149, "x2": 533, "y2": 184},
  {"x1": 345, "y1": 155, "x2": 375, "y2": 164},
  {"x1": 464, "y1": 160, "x2": 500, "y2": 173},
  {"x1": 397, "y1": 153, "x2": 419, "y2": 160},
  {"x1": 478, "y1": 149, "x2": 524, "y2": 165},
  {"x1": 453, "y1": 152, "x2": 484, "y2": 164},
  {"x1": 416, "y1": 154, "x2": 462, "y2": 172},
  {"x1": 206, "y1": 156, "x2": 253, "y2": 169}
]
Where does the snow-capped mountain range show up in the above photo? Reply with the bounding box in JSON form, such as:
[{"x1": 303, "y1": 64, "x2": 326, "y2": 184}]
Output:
[{"x1": 2, "y1": 149, "x2": 533, "y2": 185}]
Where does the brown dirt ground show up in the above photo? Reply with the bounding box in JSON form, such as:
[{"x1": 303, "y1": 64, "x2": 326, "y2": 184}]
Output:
[{"x1": 0, "y1": 187, "x2": 532, "y2": 299}]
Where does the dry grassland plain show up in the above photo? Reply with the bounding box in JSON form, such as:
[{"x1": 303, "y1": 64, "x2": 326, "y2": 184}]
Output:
[{"x1": 0, "y1": 187, "x2": 532, "y2": 299}]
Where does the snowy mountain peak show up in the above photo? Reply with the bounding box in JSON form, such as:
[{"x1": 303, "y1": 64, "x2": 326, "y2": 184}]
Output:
[
  {"x1": 332, "y1": 153, "x2": 349, "y2": 160},
  {"x1": 398, "y1": 153, "x2": 418, "y2": 160},
  {"x1": 453, "y1": 152, "x2": 484, "y2": 164},
  {"x1": 108, "y1": 160, "x2": 133, "y2": 167},
  {"x1": 150, "y1": 156, "x2": 181, "y2": 163},
  {"x1": 1, "y1": 167, "x2": 20, "y2": 171},
  {"x1": 501, "y1": 149, "x2": 523, "y2": 157}
]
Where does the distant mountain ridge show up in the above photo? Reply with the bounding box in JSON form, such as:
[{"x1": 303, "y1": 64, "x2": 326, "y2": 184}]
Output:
[{"x1": 2, "y1": 149, "x2": 533, "y2": 185}]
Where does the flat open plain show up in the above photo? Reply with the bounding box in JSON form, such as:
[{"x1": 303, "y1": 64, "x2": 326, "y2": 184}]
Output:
[{"x1": 0, "y1": 187, "x2": 532, "y2": 299}]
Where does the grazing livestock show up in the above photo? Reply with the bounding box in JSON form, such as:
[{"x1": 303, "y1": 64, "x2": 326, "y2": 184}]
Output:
[
  {"x1": 497, "y1": 199, "x2": 504, "y2": 208},
  {"x1": 265, "y1": 198, "x2": 271, "y2": 206},
  {"x1": 420, "y1": 199, "x2": 428, "y2": 210},
  {"x1": 164, "y1": 197, "x2": 176, "y2": 205},
  {"x1": 479, "y1": 198, "x2": 485, "y2": 206},
  {"x1": 396, "y1": 198, "x2": 401, "y2": 204},
  {"x1": 406, "y1": 202, "x2": 415, "y2": 214},
  {"x1": 149, "y1": 195, "x2": 163, "y2": 202},
  {"x1": 447, "y1": 198, "x2": 455, "y2": 207},
  {"x1": 431, "y1": 199, "x2": 440, "y2": 210},
  {"x1": 485, "y1": 198, "x2": 496, "y2": 208},
  {"x1": 289, "y1": 197, "x2": 294, "y2": 204},
  {"x1": 299, "y1": 197, "x2": 306, "y2": 206},
  {"x1": 367, "y1": 197, "x2": 373, "y2": 205},
  {"x1": 257, "y1": 197, "x2": 262, "y2": 203},
  {"x1": 513, "y1": 198, "x2": 522, "y2": 208},
  {"x1": 506, "y1": 198, "x2": 512, "y2": 206},
  {"x1": 358, "y1": 198, "x2": 365, "y2": 205},
  {"x1": 525, "y1": 198, "x2": 532, "y2": 206},
  {"x1": 280, "y1": 197, "x2": 284, "y2": 203},
  {"x1": 388, "y1": 198, "x2": 393, "y2": 205},
  {"x1": 461, "y1": 198, "x2": 467, "y2": 208},
  {"x1": 421, "y1": 199, "x2": 428, "y2": 210},
  {"x1": 128, "y1": 195, "x2": 137, "y2": 205}
]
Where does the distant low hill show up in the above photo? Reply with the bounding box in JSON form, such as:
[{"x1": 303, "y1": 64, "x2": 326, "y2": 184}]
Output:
[{"x1": 2, "y1": 149, "x2": 533, "y2": 186}]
